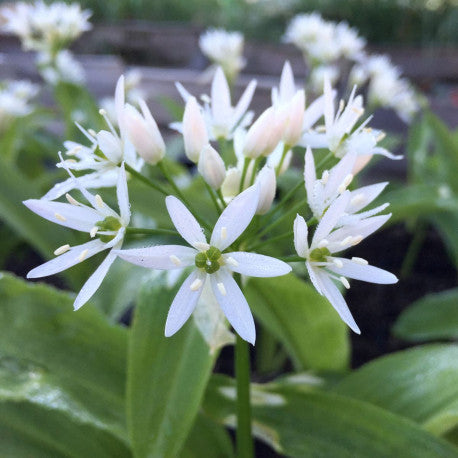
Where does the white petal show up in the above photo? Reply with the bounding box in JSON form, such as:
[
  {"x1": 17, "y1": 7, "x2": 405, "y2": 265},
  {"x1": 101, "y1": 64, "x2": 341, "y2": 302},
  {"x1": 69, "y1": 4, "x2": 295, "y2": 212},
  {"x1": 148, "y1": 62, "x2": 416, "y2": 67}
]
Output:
[
  {"x1": 114, "y1": 245, "x2": 196, "y2": 269},
  {"x1": 27, "y1": 239, "x2": 106, "y2": 278},
  {"x1": 323, "y1": 75, "x2": 335, "y2": 131},
  {"x1": 165, "y1": 196, "x2": 206, "y2": 248},
  {"x1": 299, "y1": 132, "x2": 328, "y2": 149},
  {"x1": 224, "y1": 252, "x2": 291, "y2": 277},
  {"x1": 115, "y1": 75, "x2": 126, "y2": 135},
  {"x1": 314, "y1": 269, "x2": 360, "y2": 334},
  {"x1": 210, "y1": 270, "x2": 256, "y2": 344},
  {"x1": 372, "y1": 147, "x2": 403, "y2": 160},
  {"x1": 304, "y1": 147, "x2": 316, "y2": 205},
  {"x1": 165, "y1": 270, "x2": 205, "y2": 337},
  {"x1": 324, "y1": 152, "x2": 356, "y2": 199},
  {"x1": 303, "y1": 93, "x2": 326, "y2": 130},
  {"x1": 328, "y1": 258, "x2": 398, "y2": 284},
  {"x1": 116, "y1": 163, "x2": 130, "y2": 224},
  {"x1": 23, "y1": 199, "x2": 101, "y2": 232},
  {"x1": 293, "y1": 214, "x2": 309, "y2": 258},
  {"x1": 306, "y1": 262, "x2": 323, "y2": 296},
  {"x1": 96, "y1": 130, "x2": 122, "y2": 164},
  {"x1": 211, "y1": 67, "x2": 231, "y2": 126},
  {"x1": 279, "y1": 61, "x2": 295, "y2": 103},
  {"x1": 312, "y1": 191, "x2": 351, "y2": 246},
  {"x1": 347, "y1": 182, "x2": 388, "y2": 214},
  {"x1": 232, "y1": 79, "x2": 257, "y2": 128},
  {"x1": 74, "y1": 250, "x2": 117, "y2": 310},
  {"x1": 211, "y1": 185, "x2": 259, "y2": 250},
  {"x1": 175, "y1": 81, "x2": 193, "y2": 103}
]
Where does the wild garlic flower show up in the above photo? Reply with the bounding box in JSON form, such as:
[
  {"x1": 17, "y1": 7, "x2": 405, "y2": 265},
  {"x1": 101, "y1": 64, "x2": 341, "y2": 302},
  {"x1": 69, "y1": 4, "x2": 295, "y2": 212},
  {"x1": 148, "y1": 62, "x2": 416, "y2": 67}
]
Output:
[
  {"x1": 199, "y1": 28, "x2": 246, "y2": 82},
  {"x1": 0, "y1": 79, "x2": 39, "y2": 130},
  {"x1": 304, "y1": 148, "x2": 390, "y2": 224},
  {"x1": 293, "y1": 192, "x2": 397, "y2": 334},
  {"x1": 24, "y1": 162, "x2": 130, "y2": 310},
  {"x1": 115, "y1": 185, "x2": 291, "y2": 344},
  {"x1": 334, "y1": 22, "x2": 366, "y2": 61},
  {"x1": 173, "y1": 67, "x2": 256, "y2": 140},
  {"x1": 37, "y1": 49, "x2": 85, "y2": 85},
  {"x1": 44, "y1": 75, "x2": 143, "y2": 200},
  {"x1": 1, "y1": 1, "x2": 91, "y2": 53},
  {"x1": 308, "y1": 65, "x2": 339, "y2": 95}
]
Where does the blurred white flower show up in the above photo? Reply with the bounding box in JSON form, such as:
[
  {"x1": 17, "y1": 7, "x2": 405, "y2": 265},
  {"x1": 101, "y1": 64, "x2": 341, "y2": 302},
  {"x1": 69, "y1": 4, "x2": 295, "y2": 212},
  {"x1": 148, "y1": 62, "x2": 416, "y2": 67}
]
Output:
[
  {"x1": 334, "y1": 22, "x2": 366, "y2": 60},
  {"x1": 37, "y1": 49, "x2": 85, "y2": 85},
  {"x1": 199, "y1": 28, "x2": 246, "y2": 82},
  {"x1": 293, "y1": 193, "x2": 397, "y2": 334},
  {"x1": 198, "y1": 144, "x2": 226, "y2": 190},
  {"x1": 309, "y1": 64, "x2": 339, "y2": 95},
  {"x1": 182, "y1": 96, "x2": 209, "y2": 163}
]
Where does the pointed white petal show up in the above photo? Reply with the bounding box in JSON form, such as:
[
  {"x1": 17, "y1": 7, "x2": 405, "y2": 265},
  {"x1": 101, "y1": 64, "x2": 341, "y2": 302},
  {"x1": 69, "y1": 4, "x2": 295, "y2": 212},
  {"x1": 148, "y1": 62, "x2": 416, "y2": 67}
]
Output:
[
  {"x1": 23, "y1": 199, "x2": 101, "y2": 232},
  {"x1": 323, "y1": 75, "x2": 335, "y2": 131},
  {"x1": 211, "y1": 67, "x2": 231, "y2": 126},
  {"x1": 304, "y1": 147, "x2": 316, "y2": 205},
  {"x1": 306, "y1": 262, "x2": 323, "y2": 295},
  {"x1": 303, "y1": 93, "x2": 326, "y2": 130},
  {"x1": 328, "y1": 258, "x2": 398, "y2": 284},
  {"x1": 165, "y1": 196, "x2": 206, "y2": 248},
  {"x1": 96, "y1": 130, "x2": 122, "y2": 164},
  {"x1": 299, "y1": 132, "x2": 328, "y2": 149},
  {"x1": 114, "y1": 245, "x2": 196, "y2": 269},
  {"x1": 347, "y1": 182, "x2": 388, "y2": 214},
  {"x1": 211, "y1": 185, "x2": 259, "y2": 250},
  {"x1": 372, "y1": 147, "x2": 403, "y2": 160},
  {"x1": 115, "y1": 75, "x2": 126, "y2": 134},
  {"x1": 324, "y1": 152, "x2": 356, "y2": 199},
  {"x1": 224, "y1": 252, "x2": 291, "y2": 277},
  {"x1": 116, "y1": 163, "x2": 130, "y2": 224},
  {"x1": 210, "y1": 270, "x2": 256, "y2": 344},
  {"x1": 27, "y1": 239, "x2": 106, "y2": 278},
  {"x1": 312, "y1": 191, "x2": 351, "y2": 245},
  {"x1": 165, "y1": 270, "x2": 205, "y2": 337},
  {"x1": 293, "y1": 214, "x2": 309, "y2": 258},
  {"x1": 73, "y1": 250, "x2": 117, "y2": 310},
  {"x1": 279, "y1": 61, "x2": 295, "y2": 103},
  {"x1": 175, "y1": 81, "x2": 193, "y2": 102},
  {"x1": 232, "y1": 80, "x2": 257, "y2": 128},
  {"x1": 315, "y1": 269, "x2": 360, "y2": 334}
]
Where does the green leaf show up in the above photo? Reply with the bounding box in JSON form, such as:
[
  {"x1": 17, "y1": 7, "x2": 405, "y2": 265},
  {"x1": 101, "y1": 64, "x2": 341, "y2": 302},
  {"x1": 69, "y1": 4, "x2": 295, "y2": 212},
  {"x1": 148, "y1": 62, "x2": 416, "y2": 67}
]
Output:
[
  {"x1": 334, "y1": 345, "x2": 458, "y2": 435},
  {"x1": 393, "y1": 289, "x2": 458, "y2": 341},
  {"x1": 245, "y1": 274, "x2": 350, "y2": 371},
  {"x1": 0, "y1": 401, "x2": 131, "y2": 458},
  {"x1": 127, "y1": 274, "x2": 216, "y2": 458},
  {"x1": 204, "y1": 374, "x2": 458, "y2": 457},
  {"x1": 432, "y1": 213, "x2": 458, "y2": 269},
  {"x1": 0, "y1": 272, "x2": 128, "y2": 442}
]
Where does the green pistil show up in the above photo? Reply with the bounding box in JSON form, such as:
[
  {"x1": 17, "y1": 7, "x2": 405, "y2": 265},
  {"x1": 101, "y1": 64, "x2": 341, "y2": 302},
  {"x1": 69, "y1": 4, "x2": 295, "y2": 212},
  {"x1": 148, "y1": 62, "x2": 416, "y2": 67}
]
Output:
[
  {"x1": 309, "y1": 247, "x2": 331, "y2": 263},
  {"x1": 195, "y1": 246, "x2": 222, "y2": 274},
  {"x1": 96, "y1": 216, "x2": 121, "y2": 243}
]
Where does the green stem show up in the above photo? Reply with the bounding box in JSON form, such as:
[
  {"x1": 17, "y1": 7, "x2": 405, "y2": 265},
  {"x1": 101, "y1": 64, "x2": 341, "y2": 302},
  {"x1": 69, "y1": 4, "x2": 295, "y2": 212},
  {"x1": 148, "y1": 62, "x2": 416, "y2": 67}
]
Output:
[
  {"x1": 235, "y1": 327, "x2": 253, "y2": 457},
  {"x1": 400, "y1": 222, "x2": 427, "y2": 279},
  {"x1": 247, "y1": 230, "x2": 294, "y2": 251},
  {"x1": 125, "y1": 227, "x2": 179, "y2": 237},
  {"x1": 268, "y1": 179, "x2": 305, "y2": 218},
  {"x1": 249, "y1": 157, "x2": 262, "y2": 187},
  {"x1": 276, "y1": 143, "x2": 291, "y2": 176},
  {"x1": 239, "y1": 157, "x2": 251, "y2": 193},
  {"x1": 316, "y1": 151, "x2": 334, "y2": 171},
  {"x1": 258, "y1": 200, "x2": 306, "y2": 239},
  {"x1": 278, "y1": 255, "x2": 304, "y2": 262},
  {"x1": 204, "y1": 180, "x2": 222, "y2": 214},
  {"x1": 216, "y1": 189, "x2": 227, "y2": 208},
  {"x1": 125, "y1": 164, "x2": 169, "y2": 196}
]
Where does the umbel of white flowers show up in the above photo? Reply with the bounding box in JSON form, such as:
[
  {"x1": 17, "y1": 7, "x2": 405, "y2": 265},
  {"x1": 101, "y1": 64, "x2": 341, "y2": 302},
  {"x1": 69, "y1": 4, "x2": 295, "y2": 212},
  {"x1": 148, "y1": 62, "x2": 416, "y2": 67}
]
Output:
[{"x1": 115, "y1": 185, "x2": 292, "y2": 344}]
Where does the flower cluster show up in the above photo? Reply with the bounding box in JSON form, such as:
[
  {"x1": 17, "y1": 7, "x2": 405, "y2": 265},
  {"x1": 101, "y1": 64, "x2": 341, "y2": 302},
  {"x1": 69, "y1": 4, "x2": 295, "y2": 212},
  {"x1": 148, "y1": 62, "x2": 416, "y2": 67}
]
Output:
[
  {"x1": 24, "y1": 57, "x2": 398, "y2": 344},
  {"x1": 1, "y1": 1, "x2": 91, "y2": 85}
]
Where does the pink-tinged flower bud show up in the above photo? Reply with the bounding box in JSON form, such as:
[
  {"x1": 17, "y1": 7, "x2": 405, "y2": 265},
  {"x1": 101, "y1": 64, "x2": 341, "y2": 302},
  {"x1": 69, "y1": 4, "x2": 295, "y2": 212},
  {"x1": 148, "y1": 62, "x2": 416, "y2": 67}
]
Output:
[
  {"x1": 198, "y1": 144, "x2": 226, "y2": 190},
  {"x1": 183, "y1": 97, "x2": 208, "y2": 163},
  {"x1": 282, "y1": 90, "x2": 305, "y2": 147},
  {"x1": 255, "y1": 165, "x2": 276, "y2": 214},
  {"x1": 124, "y1": 101, "x2": 165, "y2": 165},
  {"x1": 221, "y1": 167, "x2": 241, "y2": 201}
]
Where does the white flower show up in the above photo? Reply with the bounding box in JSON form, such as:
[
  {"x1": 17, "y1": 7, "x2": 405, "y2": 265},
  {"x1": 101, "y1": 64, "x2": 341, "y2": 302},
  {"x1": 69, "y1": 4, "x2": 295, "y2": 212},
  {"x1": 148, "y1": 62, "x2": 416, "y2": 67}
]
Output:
[
  {"x1": 37, "y1": 49, "x2": 85, "y2": 85},
  {"x1": 293, "y1": 192, "x2": 397, "y2": 334},
  {"x1": 304, "y1": 147, "x2": 390, "y2": 223},
  {"x1": 199, "y1": 28, "x2": 245, "y2": 81},
  {"x1": 43, "y1": 75, "x2": 143, "y2": 200},
  {"x1": 255, "y1": 165, "x2": 276, "y2": 215},
  {"x1": 198, "y1": 144, "x2": 226, "y2": 190},
  {"x1": 114, "y1": 185, "x2": 291, "y2": 344},
  {"x1": 24, "y1": 162, "x2": 130, "y2": 310},
  {"x1": 308, "y1": 65, "x2": 339, "y2": 94},
  {"x1": 172, "y1": 67, "x2": 256, "y2": 141},
  {"x1": 182, "y1": 96, "x2": 209, "y2": 163},
  {"x1": 334, "y1": 22, "x2": 365, "y2": 60}
]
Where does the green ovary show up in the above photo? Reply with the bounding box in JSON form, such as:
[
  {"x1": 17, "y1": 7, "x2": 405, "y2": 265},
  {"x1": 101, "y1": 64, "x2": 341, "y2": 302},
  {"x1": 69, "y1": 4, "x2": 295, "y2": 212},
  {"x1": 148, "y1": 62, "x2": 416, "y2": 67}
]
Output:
[
  {"x1": 95, "y1": 216, "x2": 121, "y2": 242},
  {"x1": 309, "y1": 247, "x2": 331, "y2": 263},
  {"x1": 195, "y1": 246, "x2": 222, "y2": 274}
]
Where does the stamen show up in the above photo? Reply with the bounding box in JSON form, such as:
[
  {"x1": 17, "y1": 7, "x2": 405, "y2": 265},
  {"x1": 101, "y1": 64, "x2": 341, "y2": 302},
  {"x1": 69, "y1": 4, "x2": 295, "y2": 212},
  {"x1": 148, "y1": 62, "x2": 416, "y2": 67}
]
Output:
[
  {"x1": 352, "y1": 256, "x2": 368, "y2": 265},
  {"x1": 169, "y1": 255, "x2": 181, "y2": 266},
  {"x1": 90, "y1": 226, "x2": 98, "y2": 238},
  {"x1": 66, "y1": 193, "x2": 81, "y2": 206},
  {"x1": 54, "y1": 212, "x2": 67, "y2": 222},
  {"x1": 95, "y1": 194, "x2": 104, "y2": 208},
  {"x1": 340, "y1": 276, "x2": 350, "y2": 289},
  {"x1": 66, "y1": 145, "x2": 82, "y2": 156},
  {"x1": 221, "y1": 227, "x2": 227, "y2": 240},
  {"x1": 376, "y1": 132, "x2": 386, "y2": 142},
  {"x1": 351, "y1": 106, "x2": 364, "y2": 115},
  {"x1": 99, "y1": 109, "x2": 107, "y2": 116},
  {"x1": 194, "y1": 242, "x2": 210, "y2": 251},
  {"x1": 77, "y1": 249, "x2": 89, "y2": 262},
  {"x1": 54, "y1": 244, "x2": 70, "y2": 256},
  {"x1": 338, "y1": 99, "x2": 345, "y2": 113},
  {"x1": 226, "y1": 256, "x2": 239, "y2": 267},
  {"x1": 363, "y1": 127, "x2": 373, "y2": 133},
  {"x1": 338, "y1": 174, "x2": 353, "y2": 194},
  {"x1": 321, "y1": 170, "x2": 329, "y2": 185},
  {"x1": 351, "y1": 235, "x2": 363, "y2": 246},
  {"x1": 316, "y1": 125, "x2": 326, "y2": 133},
  {"x1": 217, "y1": 282, "x2": 227, "y2": 296},
  {"x1": 88, "y1": 128, "x2": 97, "y2": 138},
  {"x1": 190, "y1": 278, "x2": 203, "y2": 291},
  {"x1": 340, "y1": 236, "x2": 353, "y2": 246},
  {"x1": 332, "y1": 258, "x2": 343, "y2": 268},
  {"x1": 317, "y1": 239, "x2": 329, "y2": 248},
  {"x1": 350, "y1": 193, "x2": 365, "y2": 207},
  {"x1": 65, "y1": 159, "x2": 77, "y2": 164}
]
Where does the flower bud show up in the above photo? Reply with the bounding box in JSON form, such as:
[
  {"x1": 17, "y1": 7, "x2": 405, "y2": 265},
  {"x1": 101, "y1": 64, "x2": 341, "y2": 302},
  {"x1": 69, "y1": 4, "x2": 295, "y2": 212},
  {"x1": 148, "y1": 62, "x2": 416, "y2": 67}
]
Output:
[
  {"x1": 221, "y1": 167, "x2": 241, "y2": 201},
  {"x1": 198, "y1": 144, "x2": 226, "y2": 190},
  {"x1": 183, "y1": 97, "x2": 208, "y2": 163},
  {"x1": 255, "y1": 165, "x2": 276, "y2": 214},
  {"x1": 282, "y1": 90, "x2": 305, "y2": 147},
  {"x1": 124, "y1": 101, "x2": 165, "y2": 165},
  {"x1": 243, "y1": 107, "x2": 278, "y2": 158}
]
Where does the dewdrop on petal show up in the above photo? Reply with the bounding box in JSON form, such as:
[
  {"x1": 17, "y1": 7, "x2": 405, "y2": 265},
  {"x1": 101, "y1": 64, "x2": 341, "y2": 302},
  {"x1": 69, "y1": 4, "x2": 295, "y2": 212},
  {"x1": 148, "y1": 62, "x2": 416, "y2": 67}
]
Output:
[
  {"x1": 255, "y1": 165, "x2": 276, "y2": 215},
  {"x1": 123, "y1": 100, "x2": 165, "y2": 165},
  {"x1": 182, "y1": 96, "x2": 209, "y2": 163},
  {"x1": 198, "y1": 144, "x2": 226, "y2": 190}
]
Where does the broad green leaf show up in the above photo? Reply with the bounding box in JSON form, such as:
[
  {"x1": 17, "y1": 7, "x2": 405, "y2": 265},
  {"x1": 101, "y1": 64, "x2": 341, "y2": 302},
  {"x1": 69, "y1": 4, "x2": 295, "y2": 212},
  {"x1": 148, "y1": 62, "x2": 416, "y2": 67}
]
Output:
[
  {"x1": 334, "y1": 345, "x2": 458, "y2": 435},
  {"x1": 245, "y1": 274, "x2": 349, "y2": 371},
  {"x1": 393, "y1": 289, "x2": 458, "y2": 341},
  {"x1": 204, "y1": 374, "x2": 458, "y2": 457},
  {"x1": 127, "y1": 273, "x2": 216, "y2": 458},
  {"x1": 0, "y1": 401, "x2": 131, "y2": 458},
  {"x1": 433, "y1": 213, "x2": 458, "y2": 269},
  {"x1": 0, "y1": 272, "x2": 128, "y2": 442}
]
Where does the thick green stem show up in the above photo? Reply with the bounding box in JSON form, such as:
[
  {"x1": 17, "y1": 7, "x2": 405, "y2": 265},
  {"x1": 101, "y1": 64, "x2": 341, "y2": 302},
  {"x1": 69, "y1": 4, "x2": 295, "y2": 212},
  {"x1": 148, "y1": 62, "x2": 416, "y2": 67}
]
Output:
[
  {"x1": 235, "y1": 335, "x2": 254, "y2": 458},
  {"x1": 125, "y1": 227, "x2": 179, "y2": 237},
  {"x1": 125, "y1": 164, "x2": 169, "y2": 196}
]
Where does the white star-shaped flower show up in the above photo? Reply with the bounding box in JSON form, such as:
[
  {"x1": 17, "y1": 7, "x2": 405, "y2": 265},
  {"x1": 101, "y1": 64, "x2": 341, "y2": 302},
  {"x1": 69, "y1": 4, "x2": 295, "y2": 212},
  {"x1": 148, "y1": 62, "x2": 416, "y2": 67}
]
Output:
[
  {"x1": 293, "y1": 192, "x2": 398, "y2": 334},
  {"x1": 24, "y1": 161, "x2": 130, "y2": 310},
  {"x1": 114, "y1": 185, "x2": 291, "y2": 344}
]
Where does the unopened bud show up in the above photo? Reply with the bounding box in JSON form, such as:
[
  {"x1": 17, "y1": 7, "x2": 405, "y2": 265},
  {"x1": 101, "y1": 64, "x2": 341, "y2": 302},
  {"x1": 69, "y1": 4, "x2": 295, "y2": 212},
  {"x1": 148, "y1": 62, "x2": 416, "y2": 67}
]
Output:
[
  {"x1": 124, "y1": 101, "x2": 165, "y2": 165},
  {"x1": 221, "y1": 167, "x2": 241, "y2": 201},
  {"x1": 282, "y1": 90, "x2": 305, "y2": 147},
  {"x1": 198, "y1": 144, "x2": 226, "y2": 190},
  {"x1": 255, "y1": 165, "x2": 276, "y2": 214},
  {"x1": 243, "y1": 107, "x2": 280, "y2": 158},
  {"x1": 183, "y1": 97, "x2": 208, "y2": 163}
]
